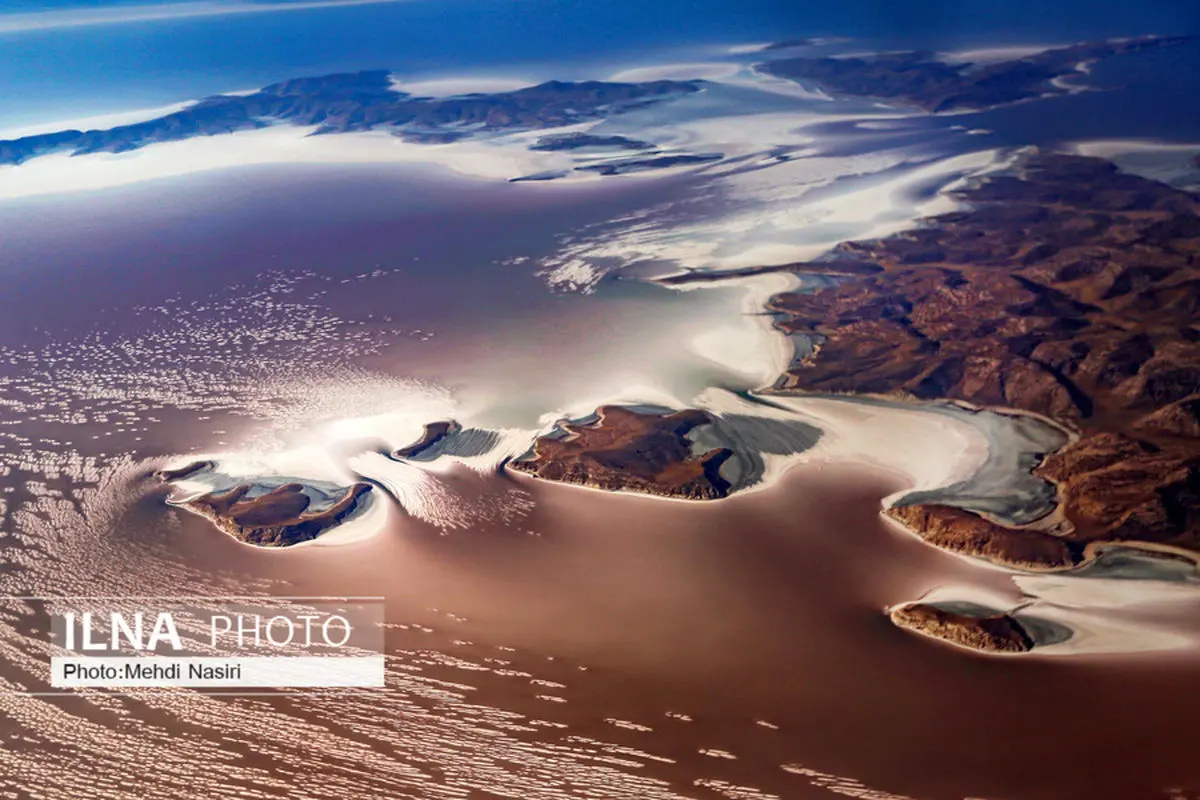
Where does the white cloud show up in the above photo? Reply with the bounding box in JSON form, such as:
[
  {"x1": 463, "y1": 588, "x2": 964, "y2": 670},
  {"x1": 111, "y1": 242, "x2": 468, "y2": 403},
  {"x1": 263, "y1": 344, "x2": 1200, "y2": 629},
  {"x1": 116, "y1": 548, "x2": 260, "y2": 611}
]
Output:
[{"x1": 0, "y1": 0, "x2": 417, "y2": 35}]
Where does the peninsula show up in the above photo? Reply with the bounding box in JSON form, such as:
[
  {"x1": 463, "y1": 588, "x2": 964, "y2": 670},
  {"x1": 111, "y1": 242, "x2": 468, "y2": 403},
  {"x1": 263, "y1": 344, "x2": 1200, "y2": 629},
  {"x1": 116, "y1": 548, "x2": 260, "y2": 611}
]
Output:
[
  {"x1": 767, "y1": 152, "x2": 1197, "y2": 573},
  {"x1": 757, "y1": 36, "x2": 1191, "y2": 112},
  {"x1": 0, "y1": 72, "x2": 703, "y2": 165}
]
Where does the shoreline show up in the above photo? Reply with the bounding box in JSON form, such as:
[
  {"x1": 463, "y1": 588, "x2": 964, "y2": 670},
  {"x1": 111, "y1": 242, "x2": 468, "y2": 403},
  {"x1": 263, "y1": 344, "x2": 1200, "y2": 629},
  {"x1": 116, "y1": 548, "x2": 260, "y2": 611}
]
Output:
[{"x1": 79, "y1": 76, "x2": 1195, "y2": 659}]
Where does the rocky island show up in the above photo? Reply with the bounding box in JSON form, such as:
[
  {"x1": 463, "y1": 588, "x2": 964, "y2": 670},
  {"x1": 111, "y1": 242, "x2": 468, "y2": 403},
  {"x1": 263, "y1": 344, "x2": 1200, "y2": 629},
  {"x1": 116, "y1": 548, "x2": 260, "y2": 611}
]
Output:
[
  {"x1": 510, "y1": 406, "x2": 734, "y2": 500},
  {"x1": 394, "y1": 421, "x2": 461, "y2": 459},
  {"x1": 165, "y1": 477, "x2": 372, "y2": 547},
  {"x1": 889, "y1": 603, "x2": 1035, "y2": 653},
  {"x1": 529, "y1": 132, "x2": 656, "y2": 152},
  {"x1": 152, "y1": 460, "x2": 214, "y2": 482},
  {"x1": 575, "y1": 152, "x2": 724, "y2": 176},
  {"x1": 757, "y1": 36, "x2": 1191, "y2": 112}
]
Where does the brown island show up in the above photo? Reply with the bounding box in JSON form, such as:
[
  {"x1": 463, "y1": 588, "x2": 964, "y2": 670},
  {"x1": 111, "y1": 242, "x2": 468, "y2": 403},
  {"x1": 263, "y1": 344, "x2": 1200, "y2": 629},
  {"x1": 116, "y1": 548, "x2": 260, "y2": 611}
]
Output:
[
  {"x1": 394, "y1": 420, "x2": 460, "y2": 459},
  {"x1": 510, "y1": 406, "x2": 733, "y2": 500},
  {"x1": 152, "y1": 460, "x2": 214, "y2": 482},
  {"x1": 167, "y1": 479, "x2": 372, "y2": 547}
]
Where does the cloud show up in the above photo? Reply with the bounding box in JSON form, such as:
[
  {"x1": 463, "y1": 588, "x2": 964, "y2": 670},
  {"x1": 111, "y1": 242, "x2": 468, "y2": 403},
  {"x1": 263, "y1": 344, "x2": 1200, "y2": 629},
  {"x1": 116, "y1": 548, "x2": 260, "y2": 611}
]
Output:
[{"x1": 0, "y1": 0, "x2": 417, "y2": 34}]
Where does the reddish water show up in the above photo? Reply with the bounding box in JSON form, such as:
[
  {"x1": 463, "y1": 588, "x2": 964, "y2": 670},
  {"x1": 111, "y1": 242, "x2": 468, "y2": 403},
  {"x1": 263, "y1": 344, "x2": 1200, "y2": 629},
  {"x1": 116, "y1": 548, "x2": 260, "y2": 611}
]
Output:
[{"x1": 1, "y1": 166, "x2": 1198, "y2": 800}]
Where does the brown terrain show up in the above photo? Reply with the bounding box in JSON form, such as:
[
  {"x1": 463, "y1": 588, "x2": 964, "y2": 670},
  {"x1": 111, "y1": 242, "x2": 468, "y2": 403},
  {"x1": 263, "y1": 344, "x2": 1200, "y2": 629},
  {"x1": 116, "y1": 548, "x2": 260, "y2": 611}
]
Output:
[
  {"x1": 395, "y1": 421, "x2": 460, "y2": 459},
  {"x1": 177, "y1": 482, "x2": 372, "y2": 547},
  {"x1": 885, "y1": 504, "x2": 1083, "y2": 571},
  {"x1": 768, "y1": 152, "x2": 1198, "y2": 570},
  {"x1": 509, "y1": 152, "x2": 1198, "y2": 591},
  {"x1": 756, "y1": 36, "x2": 1189, "y2": 113},
  {"x1": 152, "y1": 460, "x2": 214, "y2": 482},
  {"x1": 510, "y1": 406, "x2": 733, "y2": 500},
  {"x1": 889, "y1": 603, "x2": 1035, "y2": 653},
  {"x1": 153, "y1": 152, "x2": 1194, "y2": 654},
  {"x1": 652, "y1": 259, "x2": 882, "y2": 286},
  {"x1": 0, "y1": 72, "x2": 703, "y2": 165}
]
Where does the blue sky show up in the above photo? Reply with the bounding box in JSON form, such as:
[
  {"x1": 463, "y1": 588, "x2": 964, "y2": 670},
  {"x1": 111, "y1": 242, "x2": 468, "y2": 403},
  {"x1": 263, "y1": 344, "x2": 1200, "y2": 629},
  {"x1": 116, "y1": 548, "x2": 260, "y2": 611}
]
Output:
[{"x1": 1, "y1": 0, "x2": 1197, "y2": 36}]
